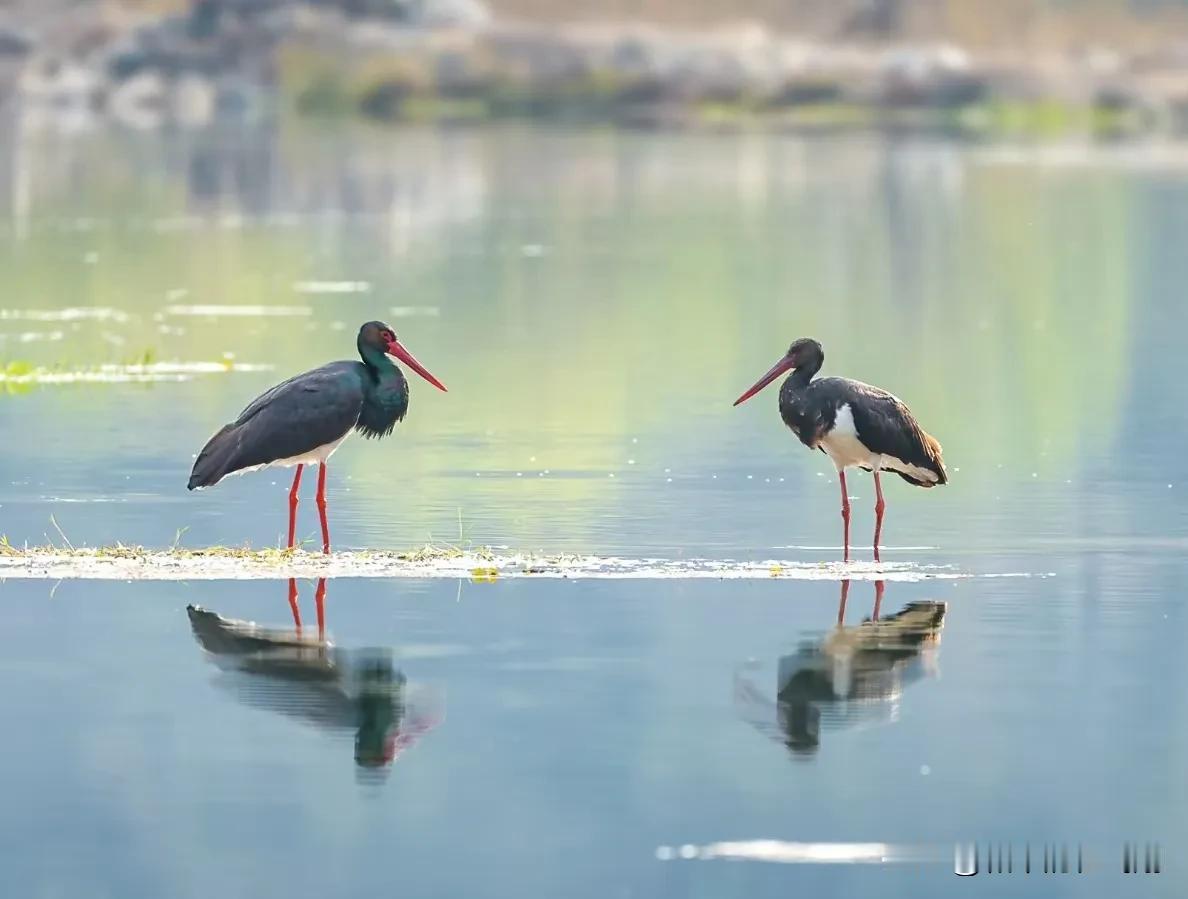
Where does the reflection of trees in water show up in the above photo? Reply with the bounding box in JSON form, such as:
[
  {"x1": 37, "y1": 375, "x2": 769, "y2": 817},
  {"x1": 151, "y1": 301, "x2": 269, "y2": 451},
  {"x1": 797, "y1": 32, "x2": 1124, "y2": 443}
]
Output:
[
  {"x1": 735, "y1": 580, "x2": 945, "y2": 758},
  {"x1": 184, "y1": 125, "x2": 280, "y2": 216},
  {"x1": 0, "y1": 117, "x2": 968, "y2": 233},
  {"x1": 179, "y1": 125, "x2": 492, "y2": 243}
]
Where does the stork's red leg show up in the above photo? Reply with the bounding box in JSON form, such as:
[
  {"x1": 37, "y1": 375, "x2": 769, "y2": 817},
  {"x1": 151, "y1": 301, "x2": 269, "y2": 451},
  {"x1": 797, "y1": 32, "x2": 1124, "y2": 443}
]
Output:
[
  {"x1": 872, "y1": 580, "x2": 884, "y2": 621},
  {"x1": 287, "y1": 464, "x2": 304, "y2": 550},
  {"x1": 287, "y1": 577, "x2": 302, "y2": 632},
  {"x1": 838, "y1": 470, "x2": 852, "y2": 563},
  {"x1": 316, "y1": 463, "x2": 330, "y2": 554},
  {"x1": 873, "y1": 470, "x2": 886, "y2": 563},
  {"x1": 837, "y1": 579, "x2": 850, "y2": 626},
  {"x1": 315, "y1": 578, "x2": 327, "y2": 640}
]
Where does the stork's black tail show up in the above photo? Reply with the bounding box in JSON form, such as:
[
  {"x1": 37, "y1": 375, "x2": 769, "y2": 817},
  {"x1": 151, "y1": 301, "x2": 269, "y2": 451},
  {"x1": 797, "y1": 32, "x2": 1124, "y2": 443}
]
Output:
[{"x1": 187, "y1": 423, "x2": 239, "y2": 490}]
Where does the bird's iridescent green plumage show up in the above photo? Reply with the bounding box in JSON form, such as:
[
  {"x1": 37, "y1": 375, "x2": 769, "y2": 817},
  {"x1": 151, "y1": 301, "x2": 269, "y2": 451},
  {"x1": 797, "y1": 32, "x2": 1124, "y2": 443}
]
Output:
[{"x1": 354, "y1": 340, "x2": 408, "y2": 439}]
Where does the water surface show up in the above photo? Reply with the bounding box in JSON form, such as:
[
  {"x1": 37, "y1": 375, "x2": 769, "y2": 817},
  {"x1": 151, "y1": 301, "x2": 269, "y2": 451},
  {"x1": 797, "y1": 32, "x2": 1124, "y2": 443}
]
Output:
[{"x1": 0, "y1": 122, "x2": 1185, "y2": 896}]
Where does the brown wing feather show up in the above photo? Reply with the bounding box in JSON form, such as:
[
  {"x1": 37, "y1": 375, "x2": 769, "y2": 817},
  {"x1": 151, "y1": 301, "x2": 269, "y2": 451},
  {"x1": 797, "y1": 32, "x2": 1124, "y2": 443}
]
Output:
[{"x1": 842, "y1": 380, "x2": 947, "y2": 487}]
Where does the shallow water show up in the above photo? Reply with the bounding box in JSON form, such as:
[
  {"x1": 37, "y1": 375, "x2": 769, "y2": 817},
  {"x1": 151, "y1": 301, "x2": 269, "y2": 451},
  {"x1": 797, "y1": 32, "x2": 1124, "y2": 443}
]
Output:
[
  {"x1": 4, "y1": 573, "x2": 1186, "y2": 896},
  {"x1": 0, "y1": 122, "x2": 1186, "y2": 895}
]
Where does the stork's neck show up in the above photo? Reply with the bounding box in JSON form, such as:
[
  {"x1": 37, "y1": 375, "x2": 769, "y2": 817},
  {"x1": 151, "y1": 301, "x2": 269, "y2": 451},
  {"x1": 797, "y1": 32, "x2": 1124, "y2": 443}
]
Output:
[
  {"x1": 355, "y1": 344, "x2": 409, "y2": 437},
  {"x1": 358, "y1": 340, "x2": 396, "y2": 377},
  {"x1": 785, "y1": 362, "x2": 819, "y2": 393}
]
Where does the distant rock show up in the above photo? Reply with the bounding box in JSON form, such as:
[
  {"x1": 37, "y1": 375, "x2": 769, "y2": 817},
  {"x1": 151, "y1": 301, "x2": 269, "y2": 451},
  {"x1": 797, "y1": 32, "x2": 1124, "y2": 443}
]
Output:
[
  {"x1": 108, "y1": 69, "x2": 167, "y2": 128},
  {"x1": 878, "y1": 43, "x2": 985, "y2": 107},
  {"x1": 0, "y1": 25, "x2": 32, "y2": 57},
  {"x1": 5, "y1": 0, "x2": 1188, "y2": 134},
  {"x1": 173, "y1": 73, "x2": 217, "y2": 126},
  {"x1": 415, "y1": 0, "x2": 491, "y2": 29},
  {"x1": 19, "y1": 56, "x2": 102, "y2": 111}
]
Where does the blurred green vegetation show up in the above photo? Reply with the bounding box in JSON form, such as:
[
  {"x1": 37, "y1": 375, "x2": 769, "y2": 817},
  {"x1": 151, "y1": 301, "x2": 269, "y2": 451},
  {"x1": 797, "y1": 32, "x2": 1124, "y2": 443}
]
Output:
[
  {"x1": 277, "y1": 40, "x2": 1140, "y2": 135},
  {"x1": 275, "y1": 41, "x2": 1149, "y2": 137}
]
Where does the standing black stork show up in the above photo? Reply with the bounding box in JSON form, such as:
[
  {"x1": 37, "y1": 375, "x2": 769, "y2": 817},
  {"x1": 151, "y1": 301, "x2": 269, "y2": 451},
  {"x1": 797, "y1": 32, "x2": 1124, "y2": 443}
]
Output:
[
  {"x1": 733, "y1": 338, "x2": 946, "y2": 562},
  {"x1": 188, "y1": 321, "x2": 446, "y2": 552}
]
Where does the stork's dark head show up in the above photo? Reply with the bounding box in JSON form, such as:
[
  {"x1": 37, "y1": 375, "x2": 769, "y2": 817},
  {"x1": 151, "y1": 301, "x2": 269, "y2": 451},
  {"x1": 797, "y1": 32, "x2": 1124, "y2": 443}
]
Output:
[
  {"x1": 733, "y1": 337, "x2": 823, "y2": 407},
  {"x1": 358, "y1": 320, "x2": 447, "y2": 392},
  {"x1": 777, "y1": 667, "x2": 823, "y2": 757},
  {"x1": 786, "y1": 337, "x2": 823, "y2": 369},
  {"x1": 352, "y1": 653, "x2": 405, "y2": 771}
]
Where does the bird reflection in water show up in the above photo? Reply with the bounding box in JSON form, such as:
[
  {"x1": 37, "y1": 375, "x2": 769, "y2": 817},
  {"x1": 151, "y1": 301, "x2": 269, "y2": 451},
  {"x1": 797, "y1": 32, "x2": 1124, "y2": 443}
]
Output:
[
  {"x1": 734, "y1": 580, "x2": 945, "y2": 758},
  {"x1": 187, "y1": 578, "x2": 443, "y2": 775}
]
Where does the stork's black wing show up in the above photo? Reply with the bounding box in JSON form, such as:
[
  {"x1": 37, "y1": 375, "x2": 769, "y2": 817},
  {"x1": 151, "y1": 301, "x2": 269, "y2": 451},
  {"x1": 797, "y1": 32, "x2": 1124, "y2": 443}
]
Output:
[
  {"x1": 188, "y1": 362, "x2": 365, "y2": 489},
  {"x1": 187, "y1": 604, "x2": 358, "y2": 728},
  {"x1": 836, "y1": 379, "x2": 947, "y2": 487}
]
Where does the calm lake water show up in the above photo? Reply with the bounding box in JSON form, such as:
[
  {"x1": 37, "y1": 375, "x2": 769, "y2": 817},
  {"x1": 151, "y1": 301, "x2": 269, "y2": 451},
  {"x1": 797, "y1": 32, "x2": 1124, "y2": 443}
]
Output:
[{"x1": 1, "y1": 120, "x2": 1187, "y2": 896}]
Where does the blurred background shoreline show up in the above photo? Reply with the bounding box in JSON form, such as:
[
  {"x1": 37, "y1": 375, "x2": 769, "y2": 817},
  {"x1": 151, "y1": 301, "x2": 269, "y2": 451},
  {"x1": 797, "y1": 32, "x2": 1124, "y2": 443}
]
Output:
[{"x1": 3, "y1": 0, "x2": 1188, "y2": 137}]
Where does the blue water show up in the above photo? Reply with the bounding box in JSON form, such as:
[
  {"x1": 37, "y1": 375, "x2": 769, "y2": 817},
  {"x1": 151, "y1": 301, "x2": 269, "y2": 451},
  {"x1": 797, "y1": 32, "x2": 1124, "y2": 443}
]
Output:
[
  {"x1": 2, "y1": 570, "x2": 1184, "y2": 897},
  {"x1": 0, "y1": 124, "x2": 1186, "y2": 896}
]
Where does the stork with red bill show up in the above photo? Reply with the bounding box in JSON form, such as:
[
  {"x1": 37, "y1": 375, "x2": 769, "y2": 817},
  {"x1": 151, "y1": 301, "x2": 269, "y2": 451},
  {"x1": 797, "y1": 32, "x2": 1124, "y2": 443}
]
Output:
[
  {"x1": 733, "y1": 338, "x2": 946, "y2": 562},
  {"x1": 188, "y1": 321, "x2": 447, "y2": 552}
]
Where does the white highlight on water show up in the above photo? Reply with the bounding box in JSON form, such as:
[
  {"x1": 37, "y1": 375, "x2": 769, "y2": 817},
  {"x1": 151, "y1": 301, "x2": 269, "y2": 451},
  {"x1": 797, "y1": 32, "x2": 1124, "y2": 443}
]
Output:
[
  {"x1": 0, "y1": 307, "x2": 130, "y2": 323},
  {"x1": 164, "y1": 305, "x2": 313, "y2": 317},
  {"x1": 0, "y1": 550, "x2": 1041, "y2": 582},
  {"x1": 654, "y1": 840, "x2": 933, "y2": 864},
  {"x1": 0, "y1": 361, "x2": 273, "y2": 385},
  {"x1": 293, "y1": 280, "x2": 371, "y2": 294}
]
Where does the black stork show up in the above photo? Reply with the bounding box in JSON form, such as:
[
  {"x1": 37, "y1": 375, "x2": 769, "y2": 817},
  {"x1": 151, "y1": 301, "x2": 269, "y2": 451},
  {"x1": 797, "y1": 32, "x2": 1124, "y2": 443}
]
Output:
[
  {"x1": 733, "y1": 580, "x2": 946, "y2": 758},
  {"x1": 733, "y1": 338, "x2": 946, "y2": 562},
  {"x1": 188, "y1": 321, "x2": 446, "y2": 552},
  {"x1": 187, "y1": 580, "x2": 442, "y2": 771}
]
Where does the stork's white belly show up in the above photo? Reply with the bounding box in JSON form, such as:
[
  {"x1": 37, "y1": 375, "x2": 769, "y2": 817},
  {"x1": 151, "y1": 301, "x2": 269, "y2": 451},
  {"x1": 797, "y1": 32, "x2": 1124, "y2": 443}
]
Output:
[
  {"x1": 819, "y1": 403, "x2": 940, "y2": 484},
  {"x1": 820, "y1": 404, "x2": 881, "y2": 471},
  {"x1": 272, "y1": 433, "x2": 350, "y2": 468},
  {"x1": 222, "y1": 434, "x2": 350, "y2": 482}
]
